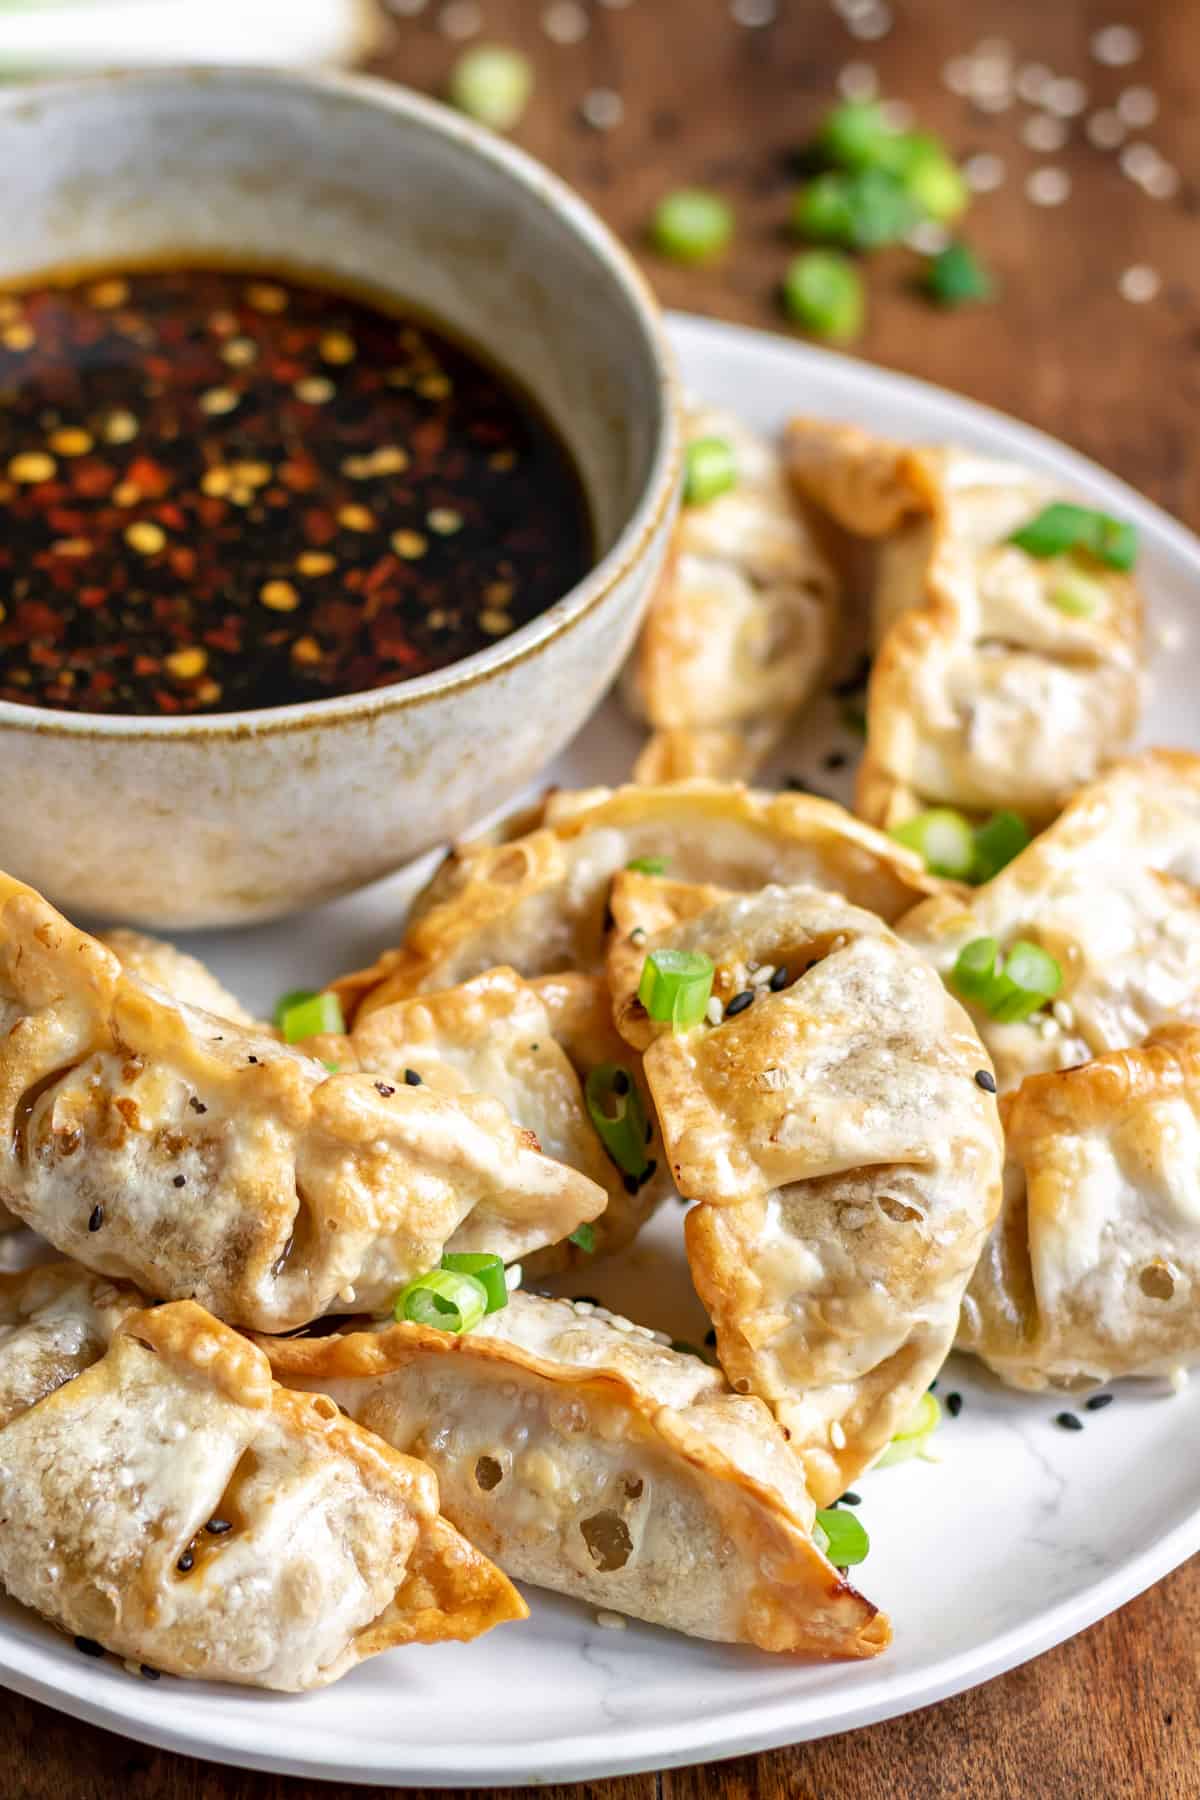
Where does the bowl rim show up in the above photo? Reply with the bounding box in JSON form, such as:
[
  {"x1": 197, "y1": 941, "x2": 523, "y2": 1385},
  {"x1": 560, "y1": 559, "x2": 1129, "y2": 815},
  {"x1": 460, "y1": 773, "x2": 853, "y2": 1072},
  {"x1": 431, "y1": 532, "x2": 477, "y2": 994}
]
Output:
[{"x1": 0, "y1": 63, "x2": 681, "y2": 743}]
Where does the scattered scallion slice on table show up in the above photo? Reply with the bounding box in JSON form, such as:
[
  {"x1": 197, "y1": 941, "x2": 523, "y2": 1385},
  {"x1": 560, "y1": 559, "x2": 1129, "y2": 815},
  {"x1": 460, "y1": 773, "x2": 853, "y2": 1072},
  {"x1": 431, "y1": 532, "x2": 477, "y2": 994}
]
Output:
[
  {"x1": 626, "y1": 855, "x2": 668, "y2": 875},
  {"x1": 1009, "y1": 502, "x2": 1138, "y2": 572},
  {"x1": 649, "y1": 188, "x2": 734, "y2": 264},
  {"x1": 925, "y1": 241, "x2": 993, "y2": 306},
  {"x1": 439, "y1": 1252, "x2": 509, "y2": 1316},
  {"x1": 585, "y1": 1063, "x2": 652, "y2": 1178},
  {"x1": 637, "y1": 949, "x2": 715, "y2": 1030},
  {"x1": 782, "y1": 251, "x2": 865, "y2": 341},
  {"x1": 891, "y1": 808, "x2": 976, "y2": 880},
  {"x1": 813, "y1": 1506, "x2": 871, "y2": 1567},
  {"x1": 815, "y1": 100, "x2": 900, "y2": 172},
  {"x1": 895, "y1": 134, "x2": 969, "y2": 222},
  {"x1": 951, "y1": 936, "x2": 1062, "y2": 1021},
  {"x1": 568, "y1": 1223, "x2": 596, "y2": 1254},
  {"x1": 791, "y1": 168, "x2": 917, "y2": 251},
  {"x1": 447, "y1": 45, "x2": 534, "y2": 132},
  {"x1": 277, "y1": 990, "x2": 344, "y2": 1043},
  {"x1": 875, "y1": 1390, "x2": 942, "y2": 1467},
  {"x1": 683, "y1": 436, "x2": 738, "y2": 505},
  {"x1": 395, "y1": 1268, "x2": 489, "y2": 1334}
]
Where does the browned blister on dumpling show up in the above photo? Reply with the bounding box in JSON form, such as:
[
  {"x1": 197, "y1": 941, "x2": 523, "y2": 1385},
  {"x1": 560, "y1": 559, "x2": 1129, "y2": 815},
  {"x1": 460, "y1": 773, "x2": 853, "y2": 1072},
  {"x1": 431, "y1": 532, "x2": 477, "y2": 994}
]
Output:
[
  {"x1": 0, "y1": 1298, "x2": 524, "y2": 1687},
  {"x1": 331, "y1": 782, "x2": 942, "y2": 1020},
  {"x1": 960, "y1": 1025, "x2": 1200, "y2": 1389},
  {"x1": 786, "y1": 418, "x2": 1144, "y2": 830},
  {"x1": 606, "y1": 874, "x2": 1002, "y2": 1504},
  {"x1": 0, "y1": 872, "x2": 604, "y2": 1331},
  {"x1": 265, "y1": 1292, "x2": 889, "y2": 1659}
]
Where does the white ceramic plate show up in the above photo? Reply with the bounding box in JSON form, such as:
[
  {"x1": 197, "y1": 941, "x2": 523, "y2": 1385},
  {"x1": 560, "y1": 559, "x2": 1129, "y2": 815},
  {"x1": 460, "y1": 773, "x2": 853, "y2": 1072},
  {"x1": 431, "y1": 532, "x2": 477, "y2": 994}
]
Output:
[{"x1": 2, "y1": 312, "x2": 1199, "y2": 1786}]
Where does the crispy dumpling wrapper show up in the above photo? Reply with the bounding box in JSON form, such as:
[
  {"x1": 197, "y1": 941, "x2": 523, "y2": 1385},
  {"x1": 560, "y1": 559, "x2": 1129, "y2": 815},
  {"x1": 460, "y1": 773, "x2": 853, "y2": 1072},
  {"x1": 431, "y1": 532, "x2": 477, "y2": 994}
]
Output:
[
  {"x1": 898, "y1": 751, "x2": 1200, "y2": 1093},
  {"x1": 785, "y1": 419, "x2": 1144, "y2": 828},
  {"x1": 960, "y1": 1026, "x2": 1200, "y2": 1389},
  {"x1": 265, "y1": 1291, "x2": 889, "y2": 1658},
  {"x1": 99, "y1": 928, "x2": 259, "y2": 1027},
  {"x1": 623, "y1": 409, "x2": 838, "y2": 781},
  {"x1": 332, "y1": 782, "x2": 942, "y2": 1019},
  {"x1": 0, "y1": 873, "x2": 604, "y2": 1331},
  {"x1": 0, "y1": 1297, "x2": 524, "y2": 1687},
  {"x1": 607, "y1": 875, "x2": 1002, "y2": 1503},
  {"x1": 0, "y1": 1261, "x2": 144, "y2": 1428}
]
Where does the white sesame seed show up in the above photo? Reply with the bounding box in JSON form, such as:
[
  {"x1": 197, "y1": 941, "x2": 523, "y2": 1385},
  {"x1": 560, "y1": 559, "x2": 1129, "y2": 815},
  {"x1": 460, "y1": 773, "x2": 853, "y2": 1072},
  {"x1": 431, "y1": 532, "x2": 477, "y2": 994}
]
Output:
[
  {"x1": 750, "y1": 963, "x2": 776, "y2": 987},
  {"x1": 597, "y1": 0, "x2": 633, "y2": 7},
  {"x1": 974, "y1": 89, "x2": 1014, "y2": 115},
  {"x1": 1016, "y1": 61, "x2": 1053, "y2": 105},
  {"x1": 1044, "y1": 76, "x2": 1088, "y2": 118},
  {"x1": 610, "y1": 1314, "x2": 634, "y2": 1333},
  {"x1": 1117, "y1": 85, "x2": 1158, "y2": 127},
  {"x1": 964, "y1": 151, "x2": 1006, "y2": 193},
  {"x1": 542, "y1": 0, "x2": 589, "y2": 42},
  {"x1": 580, "y1": 88, "x2": 625, "y2": 130},
  {"x1": 907, "y1": 220, "x2": 951, "y2": 254},
  {"x1": 1120, "y1": 140, "x2": 1162, "y2": 184},
  {"x1": 942, "y1": 56, "x2": 975, "y2": 97},
  {"x1": 595, "y1": 1610, "x2": 628, "y2": 1630},
  {"x1": 1091, "y1": 24, "x2": 1141, "y2": 67},
  {"x1": 830, "y1": 1420, "x2": 847, "y2": 1449},
  {"x1": 386, "y1": 0, "x2": 428, "y2": 12},
  {"x1": 572, "y1": 1299, "x2": 594, "y2": 1314},
  {"x1": 505, "y1": 1262, "x2": 524, "y2": 1291},
  {"x1": 838, "y1": 60, "x2": 878, "y2": 100},
  {"x1": 1086, "y1": 108, "x2": 1127, "y2": 149},
  {"x1": 878, "y1": 98, "x2": 913, "y2": 131},
  {"x1": 1169, "y1": 1365, "x2": 1189, "y2": 1394},
  {"x1": 975, "y1": 36, "x2": 1012, "y2": 61},
  {"x1": 438, "y1": 0, "x2": 481, "y2": 38},
  {"x1": 1143, "y1": 162, "x2": 1180, "y2": 200},
  {"x1": 1023, "y1": 113, "x2": 1068, "y2": 152},
  {"x1": 706, "y1": 996, "x2": 725, "y2": 1026},
  {"x1": 1119, "y1": 264, "x2": 1161, "y2": 304},
  {"x1": 1039, "y1": 1015, "x2": 1061, "y2": 1039},
  {"x1": 1051, "y1": 1000, "x2": 1077, "y2": 1031},
  {"x1": 1027, "y1": 166, "x2": 1071, "y2": 206},
  {"x1": 731, "y1": 0, "x2": 776, "y2": 24},
  {"x1": 846, "y1": 3, "x2": 892, "y2": 41}
]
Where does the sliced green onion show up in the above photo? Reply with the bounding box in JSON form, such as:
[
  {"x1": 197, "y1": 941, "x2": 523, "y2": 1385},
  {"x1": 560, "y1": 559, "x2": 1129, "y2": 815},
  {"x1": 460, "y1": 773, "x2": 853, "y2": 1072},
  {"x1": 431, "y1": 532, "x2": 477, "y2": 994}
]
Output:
[
  {"x1": 970, "y1": 810, "x2": 1030, "y2": 885},
  {"x1": 813, "y1": 1506, "x2": 870, "y2": 1567},
  {"x1": 1010, "y1": 502, "x2": 1137, "y2": 572},
  {"x1": 791, "y1": 168, "x2": 916, "y2": 251},
  {"x1": 891, "y1": 808, "x2": 976, "y2": 880},
  {"x1": 274, "y1": 987, "x2": 316, "y2": 1028},
  {"x1": 875, "y1": 1391, "x2": 942, "y2": 1468},
  {"x1": 1047, "y1": 571, "x2": 1107, "y2": 618},
  {"x1": 925, "y1": 240, "x2": 993, "y2": 307},
  {"x1": 395, "y1": 1268, "x2": 488, "y2": 1333},
  {"x1": 322, "y1": 1061, "x2": 341, "y2": 1074},
  {"x1": 637, "y1": 949, "x2": 715, "y2": 1030},
  {"x1": 440, "y1": 1252, "x2": 509, "y2": 1315},
  {"x1": 649, "y1": 188, "x2": 734, "y2": 263},
  {"x1": 897, "y1": 136, "x2": 968, "y2": 222},
  {"x1": 447, "y1": 45, "x2": 534, "y2": 132},
  {"x1": 568, "y1": 1223, "x2": 596, "y2": 1254},
  {"x1": 626, "y1": 855, "x2": 668, "y2": 875},
  {"x1": 279, "y1": 990, "x2": 345, "y2": 1044},
  {"x1": 585, "y1": 1063, "x2": 651, "y2": 1179},
  {"x1": 683, "y1": 436, "x2": 738, "y2": 506},
  {"x1": 951, "y1": 935, "x2": 1062, "y2": 1021},
  {"x1": 816, "y1": 100, "x2": 899, "y2": 172},
  {"x1": 782, "y1": 251, "x2": 865, "y2": 342}
]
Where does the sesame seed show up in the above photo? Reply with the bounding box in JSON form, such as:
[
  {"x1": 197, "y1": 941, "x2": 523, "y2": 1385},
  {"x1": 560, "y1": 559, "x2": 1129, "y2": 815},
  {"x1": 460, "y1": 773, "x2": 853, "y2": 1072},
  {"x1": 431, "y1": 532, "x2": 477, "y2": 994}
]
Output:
[
  {"x1": 75, "y1": 1636, "x2": 106, "y2": 1658},
  {"x1": 846, "y1": 3, "x2": 892, "y2": 41},
  {"x1": 88, "y1": 277, "x2": 129, "y2": 309},
  {"x1": 291, "y1": 636, "x2": 323, "y2": 665},
  {"x1": 296, "y1": 550, "x2": 335, "y2": 576},
  {"x1": 404, "y1": 1068, "x2": 423, "y2": 1086},
  {"x1": 165, "y1": 646, "x2": 207, "y2": 680},
  {"x1": 730, "y1": 0, "x2": 776, "y2": 24},
  {"x1": 1016, "y1": 61, "x2": 1053, "y2": 105},
  {"x1": 177, "y1": 1549, "x2": 195, "y2": 1572},
  {"x1": 439, "y1": 0, "x2": 482, "y2": 35},
  {"x1": 387, "y1": 0, "x2": 428, "y2": 13},
  {"x1": 879, "y1": 98, "x2": 913, "y2": 131},
  {"x1": 480, "y1": 608, "x2": 513, "y2": 635},
  {"x1": 205, "y1": 1517, "x2": 233, "y2": 1534},
  {"x1": 1056, "y1": 1410, "x2": 1084, "y2": 1431},
  {"x1": 750, "y1": 963, "x2": 776, "y2": 987},
  {"x1": 1086, "y1": 108, "x2": 1127, "y2": 149},
  {"x1": 838, "y1": 61, "x2": 878, "y2": 101},
  {"x1": 49, "y1": 426, "x2": 93, "y2": 457},
  {"x1": 125, "y1": 520, "x2": 167, "y2": 555},
  {"x1": 232, "y1": 460, "x2": 272, "y2": 488},
  {"x1": 595, "y1": 1610, "x2": 627, "y2": 1630},
  {"x1": 50, "y1": 538, "x2": 92, "y2": 558},
  {"x1": 1023, "y1": 114, "x2": 1068, "y2": 152},
  {"x1": 580, "y1": 88, "x2": 625, "y2": 130},
  {"x1": 542, "y1": 0, "x2": 588, "y2": 41},
  {"x1": 428, "y1": 507, "x2": 463, "y2": 534},
  {"x1": 320, "y1": 331, "x2": 356, "y2": 365},
  {"x1": 294, "y1": 375, "x2": 335, "y2": 404},
  {"x1": 260, "y1": 580, "x2": 300, "y2": 613},
  {"x1": 1, "y1": 321, "x2": 34, "y2": 351},
  {"x1": 337, "y1": 504, "x2": 375, "y2": 532},
  {"x1": 706, "y1": 996, "x2": 725, "y2": 1025},
  {"x1": 1119, "y1": 264, "x2": 1161, "y2": 303},
  {"x1": 391, "y1": 529, "x2": 428, "y2": 559},
  {"x1": 8, "y1": 451, "x2": 56, "y2": 483},
  {"x1": 1043, "y1": 76, "x2": 1087, "y2": 118},
  {"x1": 1143, "y1": 162, "x2": 1180, "y2": 199},
  {"x1": 173, "y1": 1175, "x2": 186, "y2": 1188},
  {"x1": 102, "y1": 410, "x2": 138, "y2": 444},
  {"x1": 1120, "y1": 141, "x2": 1161, "y2": 183},
  {"x1": 199, "y1": 387, "x2": 239, "y2": 416},
  {"x1": 769, "y1": 965, "x2": 790, "y2": 991},
  {"x1": 245, "y1": 281, "x2": 288, "y2": 313},
  {"x1": 946, "y1": 1391, "x2": 963, "y2": 1417},
  {"x1": 974, "y1": 1068, "x2": 997, "y2": 1093},
  {"x1": 375, "y1": 1081, "x2": 396, "y2": 1096},
  {"x1": 221, "y1": 337, "x2": 258, "y2": 367},
  {"x1": 88, "y1": 1204, "x2": 104, "y2": 1232},
  {"x1": 725, "y1": 989, "x2": 755, "y2": 1017},
  {"x1": 942, "y1": 57, "x2": 975, "y2": 97},
  {"x1": 963, "y1": 152, "x2": 1006, "y2": 193},
  {"x1": 139, "y1": 1665, "x2": 161, "y2": 1680},
  {"x1": 1027, "y1": 166, "x2": 1072, "y2": 206},
  {"x1": 1091, "y1": 24, "x2": 1141, "y2": 67},
  {"x1": 1085, "y1": 1393, "x2": 1114, "y2": 1411},
  {"x1": 1117, "y1": 85, "x2": 1157, "y2": 127},
  {"x1": 201, "y1": 467, "x2": 233, "y2": 497},
  {"x1": 830, "y1": 1420, "x2": 847, "y2": 1449}
]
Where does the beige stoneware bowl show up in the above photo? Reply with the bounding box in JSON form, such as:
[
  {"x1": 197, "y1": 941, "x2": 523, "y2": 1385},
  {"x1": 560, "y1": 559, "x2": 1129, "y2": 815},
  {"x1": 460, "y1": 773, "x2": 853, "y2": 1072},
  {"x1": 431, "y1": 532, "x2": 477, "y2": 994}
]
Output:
[{"x1": 0, "y1": 68, "x2": 679, "y2": 926}]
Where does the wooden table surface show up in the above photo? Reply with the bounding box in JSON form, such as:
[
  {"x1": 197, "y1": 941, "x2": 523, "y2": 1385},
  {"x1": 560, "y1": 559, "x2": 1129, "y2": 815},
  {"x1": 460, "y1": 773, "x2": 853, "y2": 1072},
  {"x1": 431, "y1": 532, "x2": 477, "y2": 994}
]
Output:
[{"x1": 8, "y1": 1, "x2": 1200, "y2": 1795}]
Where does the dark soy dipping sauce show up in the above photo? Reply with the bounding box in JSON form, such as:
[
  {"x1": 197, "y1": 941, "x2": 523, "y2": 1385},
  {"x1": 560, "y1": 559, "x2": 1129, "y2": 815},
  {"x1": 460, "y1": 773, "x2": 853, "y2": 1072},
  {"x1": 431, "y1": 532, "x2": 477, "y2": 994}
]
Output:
[{"x1": 0, "y1": 266, "x2": 592, "y2": 715}]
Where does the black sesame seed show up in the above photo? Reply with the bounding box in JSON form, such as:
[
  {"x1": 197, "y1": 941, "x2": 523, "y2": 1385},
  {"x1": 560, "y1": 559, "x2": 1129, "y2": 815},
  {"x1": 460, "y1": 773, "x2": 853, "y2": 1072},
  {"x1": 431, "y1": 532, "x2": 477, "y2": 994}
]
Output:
[
  {"x1": 725, "y1": 989, "x2": 754, "y2": 1017},
  {"x1": 188, "y1": 1097, "x2": 207, "y2": 1114},
  {"x1": 1085, "y1": 1393, "x2": 1114, "y2": 1411},
  {"x1": 530, "y1": 1042, "x2": 539, "y2": 1051},
  {"x1": 623, "y1": 1172, "x2": 640, "y2": 1196},
  {"x1": 1056, "y1": 1411, "x2": 1084, "y2": 1432},
  {"x1": 612, "y1": 1069, "x2": 630, "y2": 1096},
  {"x1": 139, "y1": 1664, "x2": 161, "y2": 1681},
  {"x1": 87, "y1": 1204, "x2": 104, "y2": 1233},
  {"x1": 75, "y1": 1636, "x2": 105, "y2": 1658},
  {"x1": 769, "y1": 964, "x2": 790, "y2": 991},
  {"x1": 205, "y1": 1518, "x2": 233, "y2": 1535},
  {"x1": 928, "y1": 1379, "x2": 938, "y2": 1391},
  {"x1": 403, "y1": 1069, "x2": 422, "y2": 1086},
  {"x1": 247, "y1": 1054, "x2": 258, "y2": 1064},
  {"x1": 173, "y1": 1175, "x2": 186, "y2": 1188},
  {"x1": 822, "y1": 749, "x2": 849, "y2": 772},
  {"x1": 644, "y1": 1120, "x2": 653, "y2": 1143},
  {"x1": 841, "y1": 1490, "x2": 862, "y2": 1506},
  {"x1": 177, "y1": 1549, "x2": 195, "y2": 1573},
  {"x1": 602, "y1": 903, "x2": 615, "y2": 934},
  {"x1": 974, "y1": 1069, "x2": 997, "y2": 1094},
  {"x1": 946, "y1": 1391, "x2": 962, "y2": 1417},
  {"x1": 704, "y1": 1327, "x2": 717, "y2": 1347},
  {"x1": 831, "y1": 653, "x2": 872, "y2": 697},
  {"x1": 375, "y1": 1082, "x2": 395, "y2": 1097}
]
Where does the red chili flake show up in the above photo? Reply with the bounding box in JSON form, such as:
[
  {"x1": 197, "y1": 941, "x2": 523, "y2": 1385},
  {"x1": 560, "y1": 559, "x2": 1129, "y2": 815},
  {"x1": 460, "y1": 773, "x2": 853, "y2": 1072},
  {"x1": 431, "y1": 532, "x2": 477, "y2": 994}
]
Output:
[{"x1": 126, "y1": 455, "x2": 173, "y2": 498}]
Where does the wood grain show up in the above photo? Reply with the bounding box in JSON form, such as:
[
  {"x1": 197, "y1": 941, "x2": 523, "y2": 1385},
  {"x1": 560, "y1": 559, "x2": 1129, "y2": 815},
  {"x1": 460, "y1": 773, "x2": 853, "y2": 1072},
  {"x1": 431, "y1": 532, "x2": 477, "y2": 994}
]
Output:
[{"x1": 4, "y1": 1, "x2": 1199, "y2": 1794}]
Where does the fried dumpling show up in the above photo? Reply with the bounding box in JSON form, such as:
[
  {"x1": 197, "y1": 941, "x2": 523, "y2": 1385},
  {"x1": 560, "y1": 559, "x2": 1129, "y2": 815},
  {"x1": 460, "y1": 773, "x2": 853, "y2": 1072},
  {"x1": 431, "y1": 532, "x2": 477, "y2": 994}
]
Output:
[
  {"x1": 0, "y1": 872, "x2": 605, "y2": 1331},
  {"x1": 897, "y1": 752, "x2": 1200, "y2": 1093},
  {"x1": 0, "y1": 1298, "x2": 524, "y2": 1687},
  {"x1": 99, "y1": 928, "x2": 259, "y2": 1027},
  {"x1": 785, "y1": 418, "x2": 1143, "y2": 828},
  {"x1": 332, "y1": 782, "x2": 941, "y2": 1019},
  {"x1": 624, "y1": 409, "x2": 838, "y2": 781},
  {"x1": 606, "y1": 874, "x2": 1002, "y2": 1503},
  {"x1": 0, "y1": 1261, "x2": 143, "y2": 1428},
  {"x1": 960, "y1": 1027, "x2": 1200, "y2": 1389},
  {"x1": 265, "y1": 1291, "x2": 889, "y2": 1658}
]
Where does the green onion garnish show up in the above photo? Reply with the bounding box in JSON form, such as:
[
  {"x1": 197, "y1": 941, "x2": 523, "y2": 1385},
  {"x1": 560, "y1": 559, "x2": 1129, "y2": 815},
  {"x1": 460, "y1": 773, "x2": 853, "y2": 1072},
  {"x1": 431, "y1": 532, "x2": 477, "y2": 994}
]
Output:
[
  {"x1": 897, "y1": 135, "x2": 968, "y2": 222},
  {"x1": 1009, "y1": 502, "x2": 1137, "y2": 572},
  {"x1": 626, "y1": 855, "x2": 668, "y2": 875},
  {"x1": 951, "y1": 936, "x2": 1062, "y2": 1021},
  {"x1": 439, "y1": 1252, "x2": 509, "y2": 1315},
  {"x1": 1047, "y1": 571, "x2": 1107, "y2": 617},
  {"x1": 395, "y1": 1267, "x2": 489, "y2": 1333},
  {"x1": 322, "y1": 1061, "x2": 341, "y2": 1074},
  {"x1": 278, "y1": 990, "x2": 344, "y2": 1043},
  {"x1": 649, "y1": 188, "x2": 734, "y2": 264},
  {"x1": 637, "y1": 948, "x2": 715, "y2": 1030},
  {"x1": 568, "y1": 1223, "x2": 596, "y2": 1254},
  {"x1": 782, "y1": 251, "x2": 865, "y2": 342},
  {"x1": 925, "y1": 240, "x2": 993, "y2": 307},
  {"x1": 891, "y1": 808, "x2": 976, "y2": 880},
  {"x1": 274, "y1": 988, "x2": 316, "y2": 1028},
  {"x1": 969, "y1": 810, "x2": 1030, "y2": 884},
  {"x1": 447, "y1": 44, "x2": 534, "y2": 132},
  {"x1": 683, "y1": 436, "x2": 738, "y2": 506},
  {"x1": 875, "y1": 1391, "x2": 942, "y2": 1468},
  {"x1": 815, "y1": 100, "x2": 899, "y2": 172},
  {"x1": 791, "y1": 167, "x2": 916, "y2": 251},
  {"x1": 813, "y1": 1506, "x2": 870, "y2": 1567},
  {"x1": 585, "y1": 1063, "x2": 652, "y2": 1179}
]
